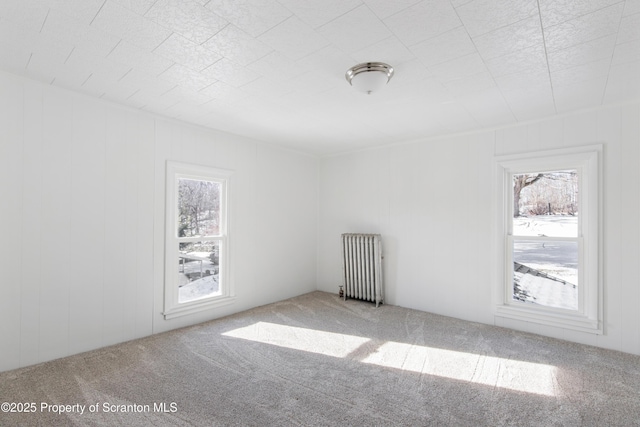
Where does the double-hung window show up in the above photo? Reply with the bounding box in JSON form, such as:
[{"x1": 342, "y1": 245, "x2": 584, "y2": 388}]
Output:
[
  {"x1": 494, "y1": 145, "x2": 602, "y2": 333},
  {"x1": 164, "y1": 161, "x2": 234, "y2": 319}
]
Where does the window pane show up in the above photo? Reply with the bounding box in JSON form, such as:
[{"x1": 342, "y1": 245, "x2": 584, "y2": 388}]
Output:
[
  {"x1": 512, "y1": 171, "x2": 578, "y2": 237},
  {"x1": 178, "y1": 241, "x2": 220, "y2": 303},
  {"x1": 512, "y1": 240, "x2": 578, "y2": 310},
  {"x1": 178, "y1": 178, "x2": 221, "y2": 237}
]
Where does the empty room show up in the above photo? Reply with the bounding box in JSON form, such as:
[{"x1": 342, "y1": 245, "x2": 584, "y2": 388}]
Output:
[{"x1": 1, "y1": 0, "x2": 640, "y2": 425}]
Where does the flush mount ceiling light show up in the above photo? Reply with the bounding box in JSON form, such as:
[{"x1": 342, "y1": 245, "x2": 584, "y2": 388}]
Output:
[{"x1": 345, "y1": 62, "x2": 394, "y2": 95}]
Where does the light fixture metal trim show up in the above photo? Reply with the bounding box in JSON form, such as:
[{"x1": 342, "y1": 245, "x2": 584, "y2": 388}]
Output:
[{"x1": 345, "y1": 62, "x2": 394, "y2": 94}]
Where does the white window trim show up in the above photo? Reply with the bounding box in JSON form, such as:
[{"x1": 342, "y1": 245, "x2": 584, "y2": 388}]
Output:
[
  {"x1": 163, "y1": 161, "x2": 235, "y2": 320},
  {"x1": 493, "y1": 145, "x2": 603, "y2": 334}
]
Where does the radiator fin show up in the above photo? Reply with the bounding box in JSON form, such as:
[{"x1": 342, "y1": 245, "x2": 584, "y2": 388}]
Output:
[{"x1": 341, "y1": 233, "x2": 383, "y2": 307}]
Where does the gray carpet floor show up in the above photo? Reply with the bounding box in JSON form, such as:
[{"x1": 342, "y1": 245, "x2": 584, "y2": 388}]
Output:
[{"x1": 2, "y1": 291, "x2": 640, "y2": 426}]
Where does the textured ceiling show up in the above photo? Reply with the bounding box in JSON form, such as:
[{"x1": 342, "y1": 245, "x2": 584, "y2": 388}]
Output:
[{"x1": 0, "y1": 0, "x2": 639, "y2": 155}]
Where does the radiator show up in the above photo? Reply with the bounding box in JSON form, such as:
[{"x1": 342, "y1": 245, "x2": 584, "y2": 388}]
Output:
[{"x1": 341, "y1": 233, "x2": 383, "y2": 307}]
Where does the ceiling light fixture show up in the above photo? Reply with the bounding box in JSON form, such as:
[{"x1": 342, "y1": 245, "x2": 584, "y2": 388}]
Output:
[{"x1": 345, "y1": 62, "x2": 394, "y2": 95}]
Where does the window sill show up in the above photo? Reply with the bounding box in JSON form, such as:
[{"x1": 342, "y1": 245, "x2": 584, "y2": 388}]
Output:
[
  {"x1": 495, "y1": 304, "x2": 602, "y2": 335},
  {"x1": 163, "y1": 295, "x2": 236, "y2": 320}
]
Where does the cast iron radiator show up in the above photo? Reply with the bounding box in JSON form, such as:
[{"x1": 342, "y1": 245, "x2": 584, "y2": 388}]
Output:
[{"x1": 341, "y1": 233, "x2": 383, "y2": 307}]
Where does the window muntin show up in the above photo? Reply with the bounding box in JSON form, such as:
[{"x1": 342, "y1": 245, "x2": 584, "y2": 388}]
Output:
[{"x1": 164, "y1": 162, "x2": 234, "y2": 319}]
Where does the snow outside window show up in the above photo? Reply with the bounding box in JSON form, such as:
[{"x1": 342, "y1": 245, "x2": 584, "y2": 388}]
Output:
[
  {"x1": 164, "y1": 162, "x2": 234, "y2": 320},
  {"x1": 494, "y1": 146, "x2": 602, "y2": 334}
]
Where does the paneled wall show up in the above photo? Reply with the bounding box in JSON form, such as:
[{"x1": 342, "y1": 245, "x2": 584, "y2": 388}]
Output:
[
  {"x1": 318, "y1": 103, "x2": 640, "y2": 355},
  {"x1": 0, "y1": 72, "x2": 318, "y2": 372}
]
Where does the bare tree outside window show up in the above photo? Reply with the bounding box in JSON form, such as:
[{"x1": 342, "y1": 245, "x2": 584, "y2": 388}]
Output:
[
  {"x1": 178, "y1": 178, "x2": 221, "y2": 237},
  {"x1": 514, "y1": 171, "x2": 578, "y2": 218}
]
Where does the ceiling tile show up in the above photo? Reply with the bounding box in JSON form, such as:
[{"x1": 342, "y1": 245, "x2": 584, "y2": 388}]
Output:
[
  {"x1": 202, "y1": 24, "x2": 273, "y2": 66},
  {"x1": 380, "y1": 60, "x2": 436, "y2": 92},
  {"x1": 473, "y1": 15, "x2": 542, "y2": 60},
  {"x1": 351, "y1": 36, "x2": 417, "y2": 65},
  {"x1": 0, "y1": 35, "x2": 32, "y2": 74},
  {"x1": 318, "y1": 5, "x2": 392, "y2": 53},
  {"x1": 161, "y1": 84, "x2": 213, "y2": 105},
  {"x1": 278, "y1": 69, "x2": 339, "y2": 97},
  {"x1": 47, "y1": 0, "x2": 106, "y2": 24},
  {"x1": 428, "y1": 102, "x2": 480, "y2": 132},
  {"x1": 553, "y1": 75, "x2": 607, "y2": 112},
  {"x1": 617, "y1": 11, "x2": 640, "y2": 44},
  {"x1": 0, "y1": 0, "x2": 49, "y2": 33},
  {"x1": 240, "y1": 76, "x2": 295, "y2": 98},
  {"x1": 246, "y1": 51, "x2": 310, "y2": 82},
  {"x1": 201, "y1": 58, "x2": 261, "y2": 87},
  {"x1": 501, "y1": 85, "x2": 556, "y2": 121},
  {"x1": 459, "y1": 87, "x2": 515, "y2": 127},
  {"x1": 612, "y1": 39, "x2": 640, "y2": 65},
  {"x1": 409, "y1": 26, "x2": 476, "y2": 68},
  {"x1": 64, "y1": 48, "x2": 132, "y2": 81},
  {"x1": 363, "y1": 0, "x2": 421, "y2": 19},
  {"x1": 119, "y1": 68, "x2": 178, "y2": 97},
  {"x1": 41, "y1": 9, "x2": 122, "y2": 58},
  {"x1": 494, "y1": 70, "x2": 551, "y2": 93},
  {"x1": 108, "y1": 40, "x2": 175, "y2": 76},
  {"x1": 145, "y1": 0, "x2": 229, "y2": 44},
  {"x1": 547, "y1": 34, "x2": 616, "y2": 72},
  {"x1": 0, "y1": 18, "x2": 73, "y2": 65},
  {"x1": 206, "y1": 0, "x2": 292, "y2": 37},
  {"x1": 158, "y1": 63, "x2": 218, "y2": 92},
  {"x1": 485, "y1": 44, "x2": 547, "y2": 78},
  {"x1": 428, "y1": 53, "x2": 488, "y2": 82},
  {"x1": 450, "y1": 0, "x2": 474, "y2": 6},
  {"x1": 624, "y1": 0, "x2": 640, "y2": 16},
  {"x1": 277, "y1": 0, "x2": 362, "y2": 29},
  {"x1": 80, "y1": 72, "x2": 140, "y2": 101},
  {"x1": 539, "y1": 0, "x2": 622, "y2": 28},
  {"x1": 603, "y1": 59, "x2": 640, "y2": 103},
  {"x1": 117, "y1": 90, "x2": 153, "y2": 109},
  {"x1": 109, "y1": 0, "x2": 158, "y2": 16},
  {"x1": 543, "y1": 3, "x2": 624, "y2": 52},
  {"x1": 384, "y1": 0, "x2": 461, "y2": 46},
  {"x1": 258, "y1": 16, "x2": 330, "y2": 60},
  {"x1": 91, "y1": 1, "x2": 172, "y2": 51},
  {"x1": 26, "y1": 51, "x2": 92, "y2": 87},
  {"x1": 199, "y1": 80, "x2": 252, "y2": 101},
  {"x1": 442, "y1": 70, "x2": 496, "y2": 96},
  {"x1": 295, "y1": 45, "x2": 354, "y2": 83},
  {"x1": 550, "y1": 57, "x2": 611, "y2": 87},
  {"x1": 455, "y1": 0, "x2": 538, "y2": 37},
  {"x1": 154, "y1": 33, "x2": 223, "y2": 72}
]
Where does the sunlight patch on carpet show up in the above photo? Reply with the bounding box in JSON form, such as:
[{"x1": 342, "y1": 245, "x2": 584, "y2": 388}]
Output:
[
  {"x1": 223, "y1": 321, "x2": 370, "y2": 358},
  {"x1": 223, "y1": 322, "x2": 557, "y2": 397}
]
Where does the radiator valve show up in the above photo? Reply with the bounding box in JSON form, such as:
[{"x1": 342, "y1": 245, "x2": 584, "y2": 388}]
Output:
[{"x1": 338, "y1": 285, "x2": 344, "y2": 298}]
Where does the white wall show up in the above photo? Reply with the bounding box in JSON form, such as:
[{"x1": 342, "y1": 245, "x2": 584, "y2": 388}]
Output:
[
  {"x1": 318, "y1": 103, "x2": 640, "y2": 356},
  {"x1": 0, "y1": 72, "x2": 318, "y2": 372}
]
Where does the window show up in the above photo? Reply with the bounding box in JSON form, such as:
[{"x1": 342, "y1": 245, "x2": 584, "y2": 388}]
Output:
[
  {"x1": 494, "y1": 146, "x2": 602, "y2": 333},
  {"x1": 164, "y1": 162, "x2": 234, "y2": 319}
]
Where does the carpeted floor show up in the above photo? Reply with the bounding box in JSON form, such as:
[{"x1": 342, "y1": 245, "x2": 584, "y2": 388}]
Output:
[{"x1": 1, "y1": 291, "x2": 640, "y2": 426}]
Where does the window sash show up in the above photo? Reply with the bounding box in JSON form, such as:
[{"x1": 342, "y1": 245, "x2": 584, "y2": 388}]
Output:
[{"x1": 506, "y1": 235, "x2": 583, "y2": 314}]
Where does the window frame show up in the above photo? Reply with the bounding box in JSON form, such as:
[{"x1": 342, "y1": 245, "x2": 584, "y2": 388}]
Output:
[
  {"x1": 494, "y1": 145, "x2": 602, "y2": 334},
  {"x1": 163, "y1": 161, "x2": 235, "y2": 320}
]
